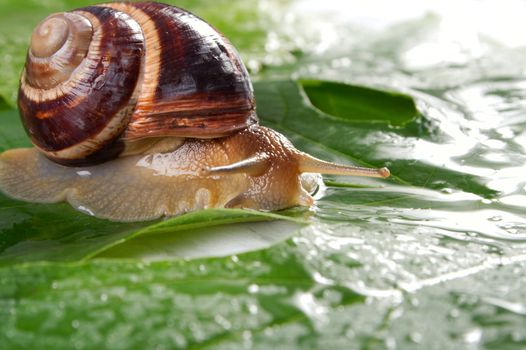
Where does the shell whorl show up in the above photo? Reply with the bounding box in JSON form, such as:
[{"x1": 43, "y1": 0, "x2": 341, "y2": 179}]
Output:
[
  {"x1": 18, "y1": 2, "x2": 257, "y2": 166},
  {"x1": 31, "y1": 17, "x2": 71, "y2": 58},
  {"x1": 19, "y1": 6, "x2": 145, "y2": 165},
  {"x1": 26, "y1": 12, "x2": 93, "y2": 89}
]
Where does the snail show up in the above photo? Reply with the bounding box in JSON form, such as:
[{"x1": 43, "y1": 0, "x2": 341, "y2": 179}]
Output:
[{"x1": 0, "y1": 1, "x2": 390, "y2": 222}]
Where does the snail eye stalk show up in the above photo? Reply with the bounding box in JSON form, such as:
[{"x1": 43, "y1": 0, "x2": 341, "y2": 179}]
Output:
[{"x1": 298, "y1": 153, "x2": 390, "y2": 179}]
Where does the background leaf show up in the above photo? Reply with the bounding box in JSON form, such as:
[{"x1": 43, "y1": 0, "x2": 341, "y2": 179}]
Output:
[
  {"x1": 1, "y1": 0, "x2": 526, "y2": 349},
  {"x1": 301, "y1": 79, "x2": 418, "y2": 126}
]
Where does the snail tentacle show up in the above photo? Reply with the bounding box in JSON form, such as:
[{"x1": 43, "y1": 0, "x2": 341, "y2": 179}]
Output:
[{"x1": 297, "y1": 153, "x2": 391, "y2": 178}]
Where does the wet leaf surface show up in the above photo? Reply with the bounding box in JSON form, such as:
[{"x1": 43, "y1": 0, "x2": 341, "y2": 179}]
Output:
[{"x1": 1, "y1": 0, "x2": 526, "y2": 349}]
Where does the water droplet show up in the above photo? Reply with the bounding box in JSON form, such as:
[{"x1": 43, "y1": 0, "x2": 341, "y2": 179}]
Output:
[
  {"x1": 312, "y1": 272, "x2": 333, "y2": 285},
  {"x1": 331, "y1": 57, "x2": 352, "y2": 68},
  {"x1": 512, "y1": 331, "x2": 525, "y2": 342},
  {"x1": 448, "y1": 308, "x2": 460, "y2": 319},
  {"x1": 410, "y1": 332, "x2": 422, "y2": 343},
  {"x1": 248, "y1": 284, "x2": 259, "y2": 293},
  {"x1": 242, "y1": 330, "x2": 253, "y2": 348},
  {"x1": 100, "y1": 293, "x2": 108, "y2": 302},
  {"x1": 264, "y1": 327, "x2": 274, "y2": 336},
  {"x1": 463, "y1": 328, "x2": 482, "y2": 344},
  {"x1": 247, "y1": 59, "x2": 261, "y2": 74},
  {"x1": 129, "y1": 274, "x2": 139, "y2": 283},
  {"x1": 71, "y1": 320, "x2": 80, "y2": 329},
  {"x1": 214, "y1": 314, "x2": 232, "y2": 330},
  {"x1": 385, "y1": 336, "x2": 397, "y2": 350}
]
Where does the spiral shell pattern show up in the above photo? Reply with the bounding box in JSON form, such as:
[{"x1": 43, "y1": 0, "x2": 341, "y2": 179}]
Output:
[{"x1": 18, "y1": 2, "x2": 257, "y2": 165}]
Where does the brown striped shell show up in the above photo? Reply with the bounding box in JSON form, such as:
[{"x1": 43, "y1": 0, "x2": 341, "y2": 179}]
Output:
[{"x1": 18, "y1": 2, "x2": 257, "y2": 166}]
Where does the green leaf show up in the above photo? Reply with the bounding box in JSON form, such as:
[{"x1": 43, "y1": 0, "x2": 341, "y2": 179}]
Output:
[
  {"x1": 1, "y1": 74, "x2": 524, "y2": 348},
  {"x1": 301, "y1": 79, "x2": 418, "y2": 126},
  {"x1": 0, "y1": 96, "x2": 9, "y2": 111},
  {"x1": 0, "y1": 193, "x2": 304, "y2": 265},
  {"x1": 255, "y1": 80, "x2": 498, "y2": 197},
  {"x1": 0, "y1": 247, "x2": 362, "y2": 349},
  {"x1": 2, "y1": 234, "x2": 526, "y2": 349},
  {"x1": 1, "y1": 0, "x2": 526, "y2": 349},
  {"x1": 0, "y1": 109, "x2": 31, "y2": 151}
]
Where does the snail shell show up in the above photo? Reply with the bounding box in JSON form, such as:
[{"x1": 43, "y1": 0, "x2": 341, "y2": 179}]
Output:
[
  {"x1": 0, "y1": 2, "x2": 390, "y2": 222},
  {"x1": 19, "y1": 2, "x2": 256, "y2": 165}
]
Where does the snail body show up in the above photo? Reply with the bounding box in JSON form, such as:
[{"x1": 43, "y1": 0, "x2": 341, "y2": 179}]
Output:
[
  {"x1": 0, "y1": 126, "x2": 315, "y2": 221},
  {"x1": 0, "y1": 2, "x2": 389, "y2": 222}
]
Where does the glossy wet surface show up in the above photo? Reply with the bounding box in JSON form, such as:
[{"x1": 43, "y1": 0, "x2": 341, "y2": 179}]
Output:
[{"x1": 0, "y1": 0, "x2": 525, "y2": 349}]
